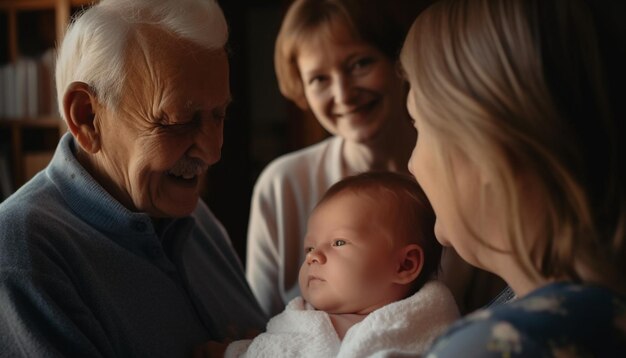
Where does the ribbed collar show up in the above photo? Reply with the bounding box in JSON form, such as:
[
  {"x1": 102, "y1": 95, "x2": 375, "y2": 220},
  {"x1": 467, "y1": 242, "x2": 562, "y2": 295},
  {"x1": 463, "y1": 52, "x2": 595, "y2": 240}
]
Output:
[{"x1": 46, "y1": 133, "x2": 161, "y2": 250}]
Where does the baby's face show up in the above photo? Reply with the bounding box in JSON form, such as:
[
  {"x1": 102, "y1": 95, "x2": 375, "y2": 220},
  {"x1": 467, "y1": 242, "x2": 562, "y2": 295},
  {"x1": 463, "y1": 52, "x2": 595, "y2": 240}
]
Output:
[{"x1": 299, "y1": 192, "x2": 405, "y2": 314}]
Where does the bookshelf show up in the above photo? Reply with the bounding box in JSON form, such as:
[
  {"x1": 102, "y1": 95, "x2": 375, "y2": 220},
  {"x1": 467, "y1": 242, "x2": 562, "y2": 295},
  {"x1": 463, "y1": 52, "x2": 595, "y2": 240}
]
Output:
[{"x1": 0, "y1": 0, "x2": 93, "y2": 198}]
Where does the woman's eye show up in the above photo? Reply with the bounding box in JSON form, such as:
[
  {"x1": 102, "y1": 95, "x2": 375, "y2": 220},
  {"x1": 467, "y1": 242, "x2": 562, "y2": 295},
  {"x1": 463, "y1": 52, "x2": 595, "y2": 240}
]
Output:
[
  {"x1": 307, "y1": 75, "x2": 327, "y2": 87},
  {"x1": 351, "y1": 57, "x2": 374, "y2": 72},
  {"x1": 332, "y1": 239, "x2": 346, "y2": 247}
]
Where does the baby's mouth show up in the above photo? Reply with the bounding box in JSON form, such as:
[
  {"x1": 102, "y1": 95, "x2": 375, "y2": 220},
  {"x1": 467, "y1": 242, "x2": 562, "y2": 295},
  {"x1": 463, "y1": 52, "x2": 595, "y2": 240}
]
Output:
[{"x1": 308, "y1": 275, "x2": 325, "y2": 284}]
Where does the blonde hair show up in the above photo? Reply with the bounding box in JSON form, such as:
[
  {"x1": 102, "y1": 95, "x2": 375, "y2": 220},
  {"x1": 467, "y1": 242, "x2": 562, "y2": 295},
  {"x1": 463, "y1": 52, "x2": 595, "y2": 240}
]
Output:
[
  {"x1": 401, "y1": 0, "x2": 625, "y2": 290},
  {"x1": 274, "y1": 0, "x2": 427, "y2": 109},
  {"x1": 56, "y1": 0, "x2": 227, "y2": 117}
]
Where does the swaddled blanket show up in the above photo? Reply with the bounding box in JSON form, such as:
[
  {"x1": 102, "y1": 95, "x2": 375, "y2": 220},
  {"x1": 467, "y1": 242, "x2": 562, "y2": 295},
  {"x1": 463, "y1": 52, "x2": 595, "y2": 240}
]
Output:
[{"x1": 225, "y1": 280, "x2": 459, "y2": 357}]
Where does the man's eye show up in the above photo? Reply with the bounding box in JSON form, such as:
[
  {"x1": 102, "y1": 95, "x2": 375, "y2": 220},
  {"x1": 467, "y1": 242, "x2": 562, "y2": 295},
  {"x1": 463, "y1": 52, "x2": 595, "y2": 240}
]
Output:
[
  {"x1": 212, "y1": 109, "x2": 227, "y2": 122},
  {"x1": 332, "y1": 239, "x2": 346, "y2": 247}
]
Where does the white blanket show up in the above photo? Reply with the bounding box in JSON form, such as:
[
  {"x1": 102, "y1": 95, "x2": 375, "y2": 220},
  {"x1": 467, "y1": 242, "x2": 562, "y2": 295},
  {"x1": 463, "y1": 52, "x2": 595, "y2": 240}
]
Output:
[{"x1": 225, "y1": 281, "x2": 459, "y2": 357}]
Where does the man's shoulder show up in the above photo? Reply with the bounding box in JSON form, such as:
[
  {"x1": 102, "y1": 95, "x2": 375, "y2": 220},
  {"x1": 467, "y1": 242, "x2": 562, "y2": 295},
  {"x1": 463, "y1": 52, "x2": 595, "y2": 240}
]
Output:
[{"x1": 0, "y1": 174, "x2": 59, "y2": 231}]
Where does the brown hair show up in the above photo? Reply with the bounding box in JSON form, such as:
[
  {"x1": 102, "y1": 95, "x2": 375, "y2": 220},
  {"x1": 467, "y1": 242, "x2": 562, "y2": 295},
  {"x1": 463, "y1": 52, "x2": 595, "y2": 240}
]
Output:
[
  {"x1": 318, "y1": 171, "x2": 441, "y2": 293},
  {"x1": 274, "y1": 0, "x2": 431, "y2": 109}
]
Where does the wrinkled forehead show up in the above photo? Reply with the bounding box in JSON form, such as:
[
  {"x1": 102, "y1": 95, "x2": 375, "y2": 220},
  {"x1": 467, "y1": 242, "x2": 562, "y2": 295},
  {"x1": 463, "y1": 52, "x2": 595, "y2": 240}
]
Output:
[
  {"x1": 119, "y1": 25, "x2": 230, "y2": 115},
  {"x1": 126, "y1": 26, "x2": 228, "y2": 86},
  {"x1": 129, "y1": 25, "x2": 226, "y2": 68}
]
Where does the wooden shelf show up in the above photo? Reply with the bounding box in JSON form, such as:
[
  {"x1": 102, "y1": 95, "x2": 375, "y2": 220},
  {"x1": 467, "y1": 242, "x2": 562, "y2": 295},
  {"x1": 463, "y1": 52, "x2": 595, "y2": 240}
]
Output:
[
  {"x1": 0, "y1": 117, "x2": 64, "y2": 128},
  {"x1": 0, "y1": 0, "x2": 93, "y2": 10},
  {"x1": 0, "y1": 0, "x2": 91, "y2": 197},
  {"x1": 0, "y1": 0, "x2": 94, "y2": 62},
  {"x1": 0, "y1": 118, "x2": 66, "y2": 189}
]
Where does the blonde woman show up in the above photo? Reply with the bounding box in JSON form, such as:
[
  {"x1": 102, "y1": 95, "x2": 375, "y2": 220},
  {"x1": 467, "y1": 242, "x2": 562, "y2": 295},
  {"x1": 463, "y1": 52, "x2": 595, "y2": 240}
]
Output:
[{"x1": 401, "y1": 0, "x2": 626, "y2": 356}]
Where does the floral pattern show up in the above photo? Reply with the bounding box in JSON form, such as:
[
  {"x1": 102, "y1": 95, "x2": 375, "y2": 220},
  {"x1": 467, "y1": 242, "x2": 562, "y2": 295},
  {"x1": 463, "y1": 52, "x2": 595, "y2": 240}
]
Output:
[{"x1": 426, "y1": 282, "x2": 626, "y2": 357}]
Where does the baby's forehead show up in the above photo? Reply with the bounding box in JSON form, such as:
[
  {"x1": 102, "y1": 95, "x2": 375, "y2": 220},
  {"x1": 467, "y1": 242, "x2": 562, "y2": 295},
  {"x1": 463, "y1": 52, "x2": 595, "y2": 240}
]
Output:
[
  {"x1": 314, "y1": 190, "x2": 403, "y2": 230},
  {"x1": 314, "y1": 190, "x2": 375, "y2": 216}
]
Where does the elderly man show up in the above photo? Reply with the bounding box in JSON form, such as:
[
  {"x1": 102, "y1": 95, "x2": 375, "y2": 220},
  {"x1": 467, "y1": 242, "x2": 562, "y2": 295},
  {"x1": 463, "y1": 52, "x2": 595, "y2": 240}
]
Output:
[{"x1": 0, "y1": 0, "x2": 266, "y2": 356}]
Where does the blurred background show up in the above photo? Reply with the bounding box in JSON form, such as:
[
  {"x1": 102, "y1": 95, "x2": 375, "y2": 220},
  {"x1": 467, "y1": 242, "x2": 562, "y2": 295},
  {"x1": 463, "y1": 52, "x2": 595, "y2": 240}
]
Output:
[
  {"x1": 0, "y1": 0, "x2": 419, "y2": 264},
  {"x1": 206, "y1": 0, "x2": 329, "y2": 262}
]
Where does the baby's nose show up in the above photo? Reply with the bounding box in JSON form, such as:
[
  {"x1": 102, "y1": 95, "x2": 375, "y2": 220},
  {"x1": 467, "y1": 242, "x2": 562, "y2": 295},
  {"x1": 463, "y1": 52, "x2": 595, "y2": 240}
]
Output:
[{"x1": 306, "y1": 250, "x2": 325, "y2": 264}]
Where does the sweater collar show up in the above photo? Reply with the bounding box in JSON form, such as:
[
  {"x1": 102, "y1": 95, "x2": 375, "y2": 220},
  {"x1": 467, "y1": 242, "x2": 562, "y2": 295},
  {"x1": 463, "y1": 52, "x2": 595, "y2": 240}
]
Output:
[{"x1": 46, "y1": 133, "x2": 157, "y2": 238}]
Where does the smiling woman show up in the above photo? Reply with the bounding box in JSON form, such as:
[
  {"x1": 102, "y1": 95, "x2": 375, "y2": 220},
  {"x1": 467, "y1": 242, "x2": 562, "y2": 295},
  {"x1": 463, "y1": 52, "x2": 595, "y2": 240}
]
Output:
[{"x1": 295, "y1": 24, "x2": 404, "y2": 144}]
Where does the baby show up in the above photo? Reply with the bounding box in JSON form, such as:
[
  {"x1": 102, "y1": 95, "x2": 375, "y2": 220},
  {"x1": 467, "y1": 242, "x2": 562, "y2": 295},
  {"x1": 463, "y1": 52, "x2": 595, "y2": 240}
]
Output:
[{"x1": 199, "y1": 172, "x2": 459, "y2": 357}]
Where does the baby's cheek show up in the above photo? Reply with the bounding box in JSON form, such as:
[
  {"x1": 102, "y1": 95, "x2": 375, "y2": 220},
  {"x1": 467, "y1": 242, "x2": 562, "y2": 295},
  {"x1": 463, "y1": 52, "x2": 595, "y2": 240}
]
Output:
[{"x1": 298, "y1": 265, "x2": 308, "y2": 295}]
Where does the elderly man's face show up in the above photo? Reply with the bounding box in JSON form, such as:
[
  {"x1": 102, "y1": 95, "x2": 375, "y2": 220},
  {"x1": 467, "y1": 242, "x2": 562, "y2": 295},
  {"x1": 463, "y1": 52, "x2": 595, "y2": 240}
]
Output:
[{"x1": 96, "y1": 31, "x2": 230, "y2": 218}]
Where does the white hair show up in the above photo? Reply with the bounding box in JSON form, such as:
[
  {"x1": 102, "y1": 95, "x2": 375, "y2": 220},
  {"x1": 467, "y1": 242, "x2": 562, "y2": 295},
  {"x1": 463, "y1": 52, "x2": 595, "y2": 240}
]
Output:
[{"x1": 55, "y1": 0, "x2": 228, "y2": 117}]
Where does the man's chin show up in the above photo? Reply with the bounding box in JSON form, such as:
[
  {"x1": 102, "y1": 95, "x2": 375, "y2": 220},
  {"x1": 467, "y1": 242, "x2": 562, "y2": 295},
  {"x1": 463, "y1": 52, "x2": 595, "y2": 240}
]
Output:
[
  {"x1": 153, "y1": 179, "x2": 202, "y2": 217},
  {"x1": 147, "y1": 198, "x2": 199, "y2": 218}
]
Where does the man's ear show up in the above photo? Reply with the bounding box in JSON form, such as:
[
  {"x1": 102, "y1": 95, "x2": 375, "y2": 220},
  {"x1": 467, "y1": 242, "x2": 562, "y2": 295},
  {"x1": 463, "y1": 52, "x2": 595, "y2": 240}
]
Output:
[
  {"x1": 63, "y1": 81, "x2": 101, "y2": 153},
  {"x1": 394, "y1": 243, "x2": 424, "y2": 284}
]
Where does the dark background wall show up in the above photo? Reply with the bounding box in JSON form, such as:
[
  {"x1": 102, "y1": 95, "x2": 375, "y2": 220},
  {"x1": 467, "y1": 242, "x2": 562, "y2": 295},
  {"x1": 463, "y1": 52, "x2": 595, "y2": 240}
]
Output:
[{"x1": 205, "y1": 0, "x2": 329, "y2": 265}]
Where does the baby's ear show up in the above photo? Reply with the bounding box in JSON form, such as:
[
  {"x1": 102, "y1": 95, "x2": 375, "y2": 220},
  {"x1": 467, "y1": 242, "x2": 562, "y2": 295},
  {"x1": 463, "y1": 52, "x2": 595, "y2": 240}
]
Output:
[{"x1": 394, "y1": 244, "x2": 424, "y2": 284}]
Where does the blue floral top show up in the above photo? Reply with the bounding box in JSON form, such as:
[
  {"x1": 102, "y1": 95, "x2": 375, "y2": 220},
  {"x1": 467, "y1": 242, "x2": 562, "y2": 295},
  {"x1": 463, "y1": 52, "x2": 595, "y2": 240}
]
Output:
[{"x1": 426, "y1": 282, "x2": 626, "y2": 357}]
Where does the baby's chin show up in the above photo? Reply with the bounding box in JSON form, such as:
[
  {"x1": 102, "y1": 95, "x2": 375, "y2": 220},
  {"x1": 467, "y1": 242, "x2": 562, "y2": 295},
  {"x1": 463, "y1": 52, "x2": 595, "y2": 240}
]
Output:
[
  {"x1": 304, "y1": 299, "x2": 361, "y2": 314},
  {"x1": 302, "y1": 296, "x2": 335, "y2": 312}
]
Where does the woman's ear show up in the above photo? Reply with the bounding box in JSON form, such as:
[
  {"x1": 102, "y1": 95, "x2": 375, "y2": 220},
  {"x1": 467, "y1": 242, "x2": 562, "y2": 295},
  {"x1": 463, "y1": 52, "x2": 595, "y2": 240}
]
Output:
[
  {"x1": 394, "y1": 243, "x2": 424, "y2": 284},
  {"x1": 63, "y1": 81, "x2": 101, "y2": 153}
]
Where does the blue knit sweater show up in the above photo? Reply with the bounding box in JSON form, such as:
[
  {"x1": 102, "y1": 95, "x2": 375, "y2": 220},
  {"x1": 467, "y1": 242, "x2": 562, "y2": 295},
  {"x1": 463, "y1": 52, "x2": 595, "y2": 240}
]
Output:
[{"x1": 0, "y1": 133, "x2": 267, "y2": 357}]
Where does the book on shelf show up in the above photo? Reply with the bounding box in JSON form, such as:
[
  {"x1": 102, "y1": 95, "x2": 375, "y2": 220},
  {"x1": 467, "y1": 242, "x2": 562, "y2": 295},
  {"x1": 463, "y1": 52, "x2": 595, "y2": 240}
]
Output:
[
  {"x1": 0, "y1": 148, "x2": 14, "y2": 201},
  {"x1": 0, "y1": 48, "x2": 58, "y2": 120},
  {"x1": 0, "y1": 68, "x2": 4, "y2": 118},
  {"x1": 1, "y1": 64, "x2": 16, "y2": 119}
]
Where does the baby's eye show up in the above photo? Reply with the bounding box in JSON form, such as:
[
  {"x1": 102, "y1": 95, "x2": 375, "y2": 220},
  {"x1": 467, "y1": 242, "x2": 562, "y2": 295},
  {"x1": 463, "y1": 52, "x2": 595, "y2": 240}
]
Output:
[
  {"x1": 304, "y1": 246, "x2": 314, "y2": 254},
  {"x1": 332, "y1": 239, "x2": 346, "y2": 247}
]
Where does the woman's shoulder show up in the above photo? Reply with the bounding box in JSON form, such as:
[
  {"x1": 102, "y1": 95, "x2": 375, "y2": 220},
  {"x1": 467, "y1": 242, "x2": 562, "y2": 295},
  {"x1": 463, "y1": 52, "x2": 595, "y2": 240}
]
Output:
[
  {"x1": 253, "y1": 136, "x2": 341, "y2": 188},
  {"x1": 427, "y1": 282, "x2": 626, "y2": 357},
  {"x1": 262, "y1": 137, "x2": 339, "y2": 173}
]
